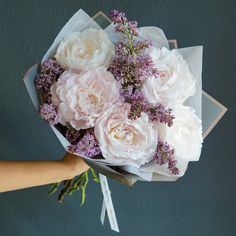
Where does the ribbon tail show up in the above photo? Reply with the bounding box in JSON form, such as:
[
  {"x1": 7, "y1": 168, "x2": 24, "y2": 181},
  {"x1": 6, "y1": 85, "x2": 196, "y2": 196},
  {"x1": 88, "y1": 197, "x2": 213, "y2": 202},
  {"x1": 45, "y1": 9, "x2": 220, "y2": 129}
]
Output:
[{"x1": 99, "y1": 174, "x2": 119, "y2": 232}]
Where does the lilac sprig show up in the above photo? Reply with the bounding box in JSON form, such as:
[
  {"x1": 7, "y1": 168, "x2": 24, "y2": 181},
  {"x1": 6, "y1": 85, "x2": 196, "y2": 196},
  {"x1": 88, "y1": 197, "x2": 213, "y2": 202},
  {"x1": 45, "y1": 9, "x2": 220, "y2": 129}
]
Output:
[
  {"x1": 135, "y1": 54, "x2": 159, "y2": 82},
  {"x1": 110, "y1": 10, "x2": 153, "y2": 55},
  {"x1": 40, "y1": 103, "x2": 61, "y2": 125},
  {"x1": 35, "y1": 58, "x2": 64, "y2": 103},
  {"x1": 109, "y1": 52, "x2": 160, "y2": 120},
  {"x1": 120, "y1": 88, "x2": 147, "y2": 119},
  {"x1": 133, "y1": 39, "x2": 153, "y2": 54},
  {"x1": 146, "y1": 104, "x2": 175, "y2": 127},
  {"x1": 154, "y1": 141, "x2": 179, "y2": 175},
  {"x1": 68, "y1": 129, "x2": 101, "y2": 158},
  {"x1": 110, "y1": 54, "x2": 158, "y2": 87},
  {"x1": 65, "y1": 128, "x2": 84, "y2": 145},
  {"x1": 109, "y1": 10, "x2": 161, "y2": 120},
  {"x1": 110, "y1": 10, "x2": 138, "y2": 52}
]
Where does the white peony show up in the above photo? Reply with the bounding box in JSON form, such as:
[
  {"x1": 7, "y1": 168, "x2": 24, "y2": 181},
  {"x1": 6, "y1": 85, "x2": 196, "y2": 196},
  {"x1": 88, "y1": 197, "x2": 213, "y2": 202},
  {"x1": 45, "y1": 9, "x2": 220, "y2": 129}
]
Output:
[
  {"x1": 50, "y1": 67, "x2": 120, "y2": 130},
  {"x1": 94, "y1": 103, "x2": 158, "y2": 167},
  {"x1": 158, "y1": 105, "x2": 203, "y2": 161},
  {"x1": 55, "y1": 28, "x2": 114, "y2": 71},
  {"x1": 142, "y1": 47, "x2": 196, "y2": 106}
]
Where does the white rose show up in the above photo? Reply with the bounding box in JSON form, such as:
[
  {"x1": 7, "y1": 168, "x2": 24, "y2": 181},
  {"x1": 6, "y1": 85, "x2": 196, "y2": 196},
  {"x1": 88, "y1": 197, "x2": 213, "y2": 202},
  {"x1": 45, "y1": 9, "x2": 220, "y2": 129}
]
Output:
[
  {"x1": 50, "y1": 67, "x2": 120, "y2": 130},
  {"x1": 94, "y1": 103, "x2": 158, "y2": 167},
  {"x1": 158, "y1": 105, "x2": 202, "y2": 161},
  {"x1": 55, "y1": 28, "x2": 114, "y2": 71},
  {"x1": 142, "y1": 47, "x2": 196, "y2": 106}
]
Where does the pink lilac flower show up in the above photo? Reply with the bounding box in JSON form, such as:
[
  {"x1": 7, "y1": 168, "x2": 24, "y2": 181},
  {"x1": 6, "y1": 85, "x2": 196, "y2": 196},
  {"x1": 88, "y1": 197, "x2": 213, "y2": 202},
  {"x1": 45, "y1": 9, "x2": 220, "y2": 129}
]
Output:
[
  {"x1": 65, "y1": 128, "x2": 84, "y2": 145},
  {"x1": 40, "y1": 103, "x2": 60, "y2": 125},
  {"x1": 35, "y1": 58, "x2": 64, "y2": 103},
  {"x1": 135, "y1": 54, "x2": 159, "y2": 82},
  {"x1": 110, "y1": 9, "x2": 126, "y2": 23},
  {"x1": 109, "y1": 10, "x2": 161, "y2": 120},
  {"x1": 109, "y1": 53, "x2": 158, "y2": 94},
  {"x1": 120, "y1": 88, "x2": 148, "y2": 119},
  {"x1": 154, "y1": 141, "x2": 179, "y2": 175},
  {"x1": 133, "y1": 39, "x2": 153, "y2": 52},
  {"x1": 110, "y1": 10, "x2": 138, "y2": 37},
  {"x1": 129, "y1": 101, "x2": 147, "y2": 119},
  {"x1": 115, "y1": 42, "x2": 130, "y2": 56},
  {"x1": 68, "y1": 129, "x2": 101, "y2": 158},
  {"x1": 146, "y1": 104, "x2": 175, "y2": 127}
]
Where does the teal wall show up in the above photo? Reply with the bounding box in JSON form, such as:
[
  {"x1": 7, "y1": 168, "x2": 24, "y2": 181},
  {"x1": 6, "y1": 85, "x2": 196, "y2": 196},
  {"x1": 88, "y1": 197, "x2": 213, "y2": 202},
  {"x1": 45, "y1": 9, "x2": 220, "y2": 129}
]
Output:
[{"x1": 0, "y1": 0, "x2": 235, "y2": 235}]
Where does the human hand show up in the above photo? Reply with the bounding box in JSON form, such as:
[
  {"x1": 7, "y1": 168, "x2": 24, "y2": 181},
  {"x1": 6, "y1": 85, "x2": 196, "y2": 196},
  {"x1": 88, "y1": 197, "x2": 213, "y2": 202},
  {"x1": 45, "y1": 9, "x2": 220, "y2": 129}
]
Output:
[{"x1": 60, "y1": 152, "x2": 90, "y2": 179}]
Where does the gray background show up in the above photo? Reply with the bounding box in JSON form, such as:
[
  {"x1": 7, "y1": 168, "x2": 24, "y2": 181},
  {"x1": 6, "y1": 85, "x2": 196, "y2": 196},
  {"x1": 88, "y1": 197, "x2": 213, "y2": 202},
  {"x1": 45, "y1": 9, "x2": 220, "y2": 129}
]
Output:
[{"x1": 0, "y1": 0, "x2": 235, "y2": 235}]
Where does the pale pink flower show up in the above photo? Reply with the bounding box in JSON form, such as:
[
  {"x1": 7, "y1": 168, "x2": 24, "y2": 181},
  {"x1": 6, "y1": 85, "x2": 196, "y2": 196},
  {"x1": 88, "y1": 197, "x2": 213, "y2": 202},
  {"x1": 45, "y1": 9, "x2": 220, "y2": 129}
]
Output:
[
  {"x1": 51, "y1": 67, "x2": 120, "y2": 130},
  {"x1": 94, "y1": 103, "x2": 158, "y2": 167}
]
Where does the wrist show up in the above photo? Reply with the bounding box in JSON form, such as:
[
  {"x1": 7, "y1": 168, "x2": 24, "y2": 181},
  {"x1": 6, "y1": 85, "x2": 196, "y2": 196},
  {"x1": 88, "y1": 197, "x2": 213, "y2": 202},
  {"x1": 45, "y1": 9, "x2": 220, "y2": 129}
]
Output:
[{"x1": 59, "y1": 153, "x2": 90, "y2": 179}]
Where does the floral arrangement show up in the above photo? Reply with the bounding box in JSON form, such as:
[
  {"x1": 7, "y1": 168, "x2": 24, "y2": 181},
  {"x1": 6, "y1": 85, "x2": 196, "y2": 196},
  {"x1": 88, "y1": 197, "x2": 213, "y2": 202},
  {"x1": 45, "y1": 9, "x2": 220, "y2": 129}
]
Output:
[{"x1": 30, "y1": 9, "x2": 203, "y2": 205}]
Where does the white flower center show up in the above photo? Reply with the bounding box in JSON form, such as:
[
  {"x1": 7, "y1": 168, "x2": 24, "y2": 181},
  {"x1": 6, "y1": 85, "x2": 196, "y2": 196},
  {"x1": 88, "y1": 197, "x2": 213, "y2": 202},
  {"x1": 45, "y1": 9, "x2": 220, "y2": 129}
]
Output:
[
  {"x1": 158, "y1": 64, "x2": 174, "y2": 82},
  {"x1": 110, "y1": 125, "x2": 136, "y2": 145},
  {"x1": 159, "y1": 69, "x2": 171, "y2": 80},
  {"x1": 88, "y1": 94, "x2": 99, "y2": 105},
  {"x1": 76, "y1": 88, "x2": 100, "y2": 113}
]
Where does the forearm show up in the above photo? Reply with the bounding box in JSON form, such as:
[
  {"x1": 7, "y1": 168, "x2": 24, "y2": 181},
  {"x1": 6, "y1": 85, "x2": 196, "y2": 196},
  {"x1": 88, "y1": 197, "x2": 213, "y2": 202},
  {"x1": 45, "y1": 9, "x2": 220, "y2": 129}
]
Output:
[{"x1": 0, "y1": 154, "x2": 89, "y2": 192}]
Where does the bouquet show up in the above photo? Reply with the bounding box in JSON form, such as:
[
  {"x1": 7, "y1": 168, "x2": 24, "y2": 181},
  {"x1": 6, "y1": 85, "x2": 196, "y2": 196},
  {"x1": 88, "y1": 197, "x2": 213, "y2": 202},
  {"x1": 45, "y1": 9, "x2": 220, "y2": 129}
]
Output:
[{"x1": 24, "y1": 9, "x2": 203, "y2": 232}]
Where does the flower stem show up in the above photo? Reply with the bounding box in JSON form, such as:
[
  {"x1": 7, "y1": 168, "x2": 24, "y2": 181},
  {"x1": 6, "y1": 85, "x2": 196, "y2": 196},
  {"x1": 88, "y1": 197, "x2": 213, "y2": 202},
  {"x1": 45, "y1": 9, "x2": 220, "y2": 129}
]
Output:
[
  {"x1": 58, "y1": 178, "x2": 73, "y2": 203},
  {"x1": 80, "y1": 171, "x2": 89, "y2": 206},
  {"x1": 68, "y1": 175, "x2": 83, "y2": 195},
  {"x1": 90, "y1": 168, "x2": 100, "y2": 183},
  {"x1": 48, "y1": 182, "x2": 61, "y2": 195},
  {"x1": 48, "y1": 168, "x2": 100, "y2": 205}
]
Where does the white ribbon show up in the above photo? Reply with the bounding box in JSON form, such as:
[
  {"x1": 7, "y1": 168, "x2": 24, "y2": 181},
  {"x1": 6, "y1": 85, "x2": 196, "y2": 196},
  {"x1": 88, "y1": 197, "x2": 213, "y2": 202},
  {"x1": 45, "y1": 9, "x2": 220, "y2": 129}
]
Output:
[{"x1": 99, "y1": 174, "x2": 119, "y2": 232}]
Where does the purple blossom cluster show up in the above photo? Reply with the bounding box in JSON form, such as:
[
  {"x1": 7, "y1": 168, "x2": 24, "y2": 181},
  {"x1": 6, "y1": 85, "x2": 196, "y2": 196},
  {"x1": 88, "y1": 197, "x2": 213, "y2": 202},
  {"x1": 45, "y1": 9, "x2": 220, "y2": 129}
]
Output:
[
  {"x1": 35, "y1": 58, "x2": 64, "y2": 103},
  {"x1": 114, "y1": 40, "x2": 153, "y2": 57},
  {"x1": 154, "y1": 141, "x2": 179, "y2": 175},
  {"x1": 36, "y1": 58, "x2": 64, "y2": 126},
  {"x1": 109, "y1": 52, "x2": 155, "y2": 119},
  {"x1": 134, "y1": 39, "x2": 153, "y2": 52},
  {"x1": 110, "y1": 54, "x2": 158, "y2": 86},
  {"x1": 40, "y1": 103, "x2": 61, "y2": 125},
  {"x1": 120, "y1": 88, "x2": 148, "y2": 119},
  {"x1": 65, "y1": 128, "x2": 84, "y2": 145},
  {"x1": 146, "y1": 104, "x2": 175, "y2": 127},
  {"x1": 110, "y1": 9, "x2": 138, "y2": 37},
  {"x1": 109, "y1": 10, "x2": 160, "y2": 120},
  {"x1": 68, "y1": 129, "x2": 101, "y2": 158}
]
